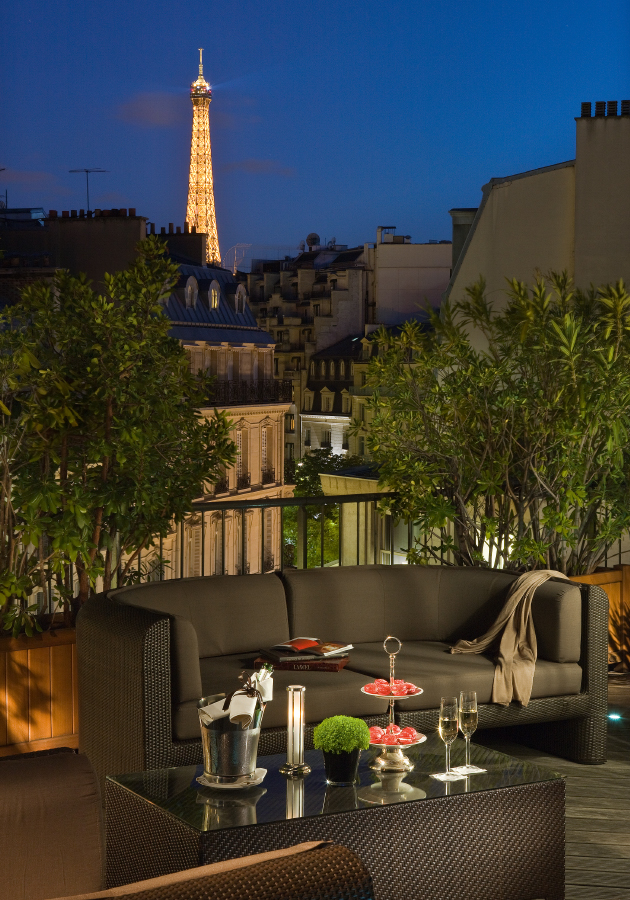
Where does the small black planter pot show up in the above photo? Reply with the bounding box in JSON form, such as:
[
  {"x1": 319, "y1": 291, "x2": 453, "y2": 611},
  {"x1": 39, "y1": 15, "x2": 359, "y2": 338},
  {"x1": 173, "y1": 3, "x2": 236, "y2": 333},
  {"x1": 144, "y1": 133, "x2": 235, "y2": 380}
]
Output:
[{"x1": 323, "y1": 748, "x2": 361, "y2": 785}]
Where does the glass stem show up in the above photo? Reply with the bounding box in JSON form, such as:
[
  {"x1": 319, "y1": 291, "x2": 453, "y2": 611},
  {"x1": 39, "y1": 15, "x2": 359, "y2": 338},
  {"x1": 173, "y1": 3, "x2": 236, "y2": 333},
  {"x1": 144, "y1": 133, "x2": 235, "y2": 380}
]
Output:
[
  {"x1": 465, "y1": 735, "x2": 470, "y2": 769},
  {"x1": 445, "y1": 742, "x2": 450, "y2": 774}
]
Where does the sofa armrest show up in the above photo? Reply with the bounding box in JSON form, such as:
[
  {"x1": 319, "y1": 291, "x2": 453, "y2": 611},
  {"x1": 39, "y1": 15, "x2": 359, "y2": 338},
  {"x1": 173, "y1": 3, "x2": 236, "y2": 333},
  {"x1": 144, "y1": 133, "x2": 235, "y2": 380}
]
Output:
[
  {"x1": 579, "y1": 583, "x2": 608, "y2": 702},
  {"x1": 77, "y1": 594, "x2": 173, "y2": 787}
]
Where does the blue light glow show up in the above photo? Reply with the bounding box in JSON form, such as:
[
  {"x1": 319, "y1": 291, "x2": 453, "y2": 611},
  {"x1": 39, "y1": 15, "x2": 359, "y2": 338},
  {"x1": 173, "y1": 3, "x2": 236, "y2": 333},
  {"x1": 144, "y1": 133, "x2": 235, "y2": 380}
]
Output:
[{"x1": 608, "y1": 713, "x2": 622, "y2": 720}]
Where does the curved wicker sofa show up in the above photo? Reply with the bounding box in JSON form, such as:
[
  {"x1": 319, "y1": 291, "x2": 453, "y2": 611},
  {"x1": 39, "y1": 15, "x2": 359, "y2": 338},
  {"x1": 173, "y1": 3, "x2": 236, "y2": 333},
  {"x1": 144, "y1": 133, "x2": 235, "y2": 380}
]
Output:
[{"x1": 77, "y1": 565, "x2": 608, "y2": 786}]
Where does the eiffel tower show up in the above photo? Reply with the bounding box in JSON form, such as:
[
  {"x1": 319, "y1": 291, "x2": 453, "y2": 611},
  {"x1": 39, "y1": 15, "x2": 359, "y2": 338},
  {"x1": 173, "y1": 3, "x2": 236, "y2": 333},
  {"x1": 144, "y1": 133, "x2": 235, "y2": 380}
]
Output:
[{"x1": 186, "y1": 49, "x2": 221, "y2": 265}]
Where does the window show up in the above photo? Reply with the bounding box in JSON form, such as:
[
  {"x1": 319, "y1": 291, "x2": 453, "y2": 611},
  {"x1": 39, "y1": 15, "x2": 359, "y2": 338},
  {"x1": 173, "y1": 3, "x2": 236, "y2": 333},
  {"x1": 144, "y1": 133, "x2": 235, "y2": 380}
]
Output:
[
  {"x1": 339, "y1": 360, "x2": 345, "y2": 378},
  {"x1": 314, "y1": 304, "x2": 320, "y2": 317},
  {"x1": 185, "y1": 276, "x2": 199, "y2": 308},
  {"x1": 235, "y1": 284, "x2": 247, "y2": 313},
  {"x1": 211, "y1": 287, "x2": 219, "y2": 308},
  {"x1": 310, "y1": 361, "x2": 315, "y2": 375},
  {"x1": 361, "y1": 372, "x2": 368, "y2": 386},
  {"x1": 304, "y1": 393, "x2": 313, "y2": 411},
  {"x1": 322, "y1": 430, "x2": 331, "y2": 447},
  {"x1": 304, "y1": 428, "x2": 311, "y2": 446},
  {"x1": 322, "y1": 394, "x2": 330, "y2": 412},
  {"x1": 285, "y1": 414, "x2": 295, "y2": 433},
  {"x1": 320, "y1": 361, "x2": 326, "y2": 378},
  {"x1": 342, "y1": 394, "x2": 351, "y2": 414},
  {"x1": 359, "y1": 436, "x2": 365, "y2": 456},
  {"x1": 260, "y1": 307, "x2": 267, "y2": 317},
  {"x1": 285, "y1": 442, "x2": 294, "y2": 460},
  {"x1": 274, "y1": 358, "x2": 279, "y2": 375},
  {"x1": 329, "y1": 361, "x2": 335, "y2": 379}
]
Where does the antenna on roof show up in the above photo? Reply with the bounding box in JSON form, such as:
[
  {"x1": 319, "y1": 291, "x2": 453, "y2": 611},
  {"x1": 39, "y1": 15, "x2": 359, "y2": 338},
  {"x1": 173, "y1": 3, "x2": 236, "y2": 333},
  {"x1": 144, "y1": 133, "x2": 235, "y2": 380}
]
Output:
[{"x1": 68, "y1": 168, "x2": 108, "y2": 212}]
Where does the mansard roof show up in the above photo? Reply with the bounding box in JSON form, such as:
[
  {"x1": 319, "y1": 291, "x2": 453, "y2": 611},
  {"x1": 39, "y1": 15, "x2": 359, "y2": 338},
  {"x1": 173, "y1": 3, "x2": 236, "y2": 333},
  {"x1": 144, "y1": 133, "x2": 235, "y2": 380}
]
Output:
[{"x1": 163, "y1": 263, "x2": 274, "y2": 346}]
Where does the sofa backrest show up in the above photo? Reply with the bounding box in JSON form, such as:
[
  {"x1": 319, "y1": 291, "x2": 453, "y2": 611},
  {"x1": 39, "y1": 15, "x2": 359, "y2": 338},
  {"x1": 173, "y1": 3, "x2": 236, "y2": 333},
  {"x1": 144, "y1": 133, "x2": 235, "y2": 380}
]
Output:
[
  {"x1": 279, "y1": 566, "x2": 582, "y2": 663},
  {"x1": 111, "y1": 575, "x2": 290, "y2": 658}
]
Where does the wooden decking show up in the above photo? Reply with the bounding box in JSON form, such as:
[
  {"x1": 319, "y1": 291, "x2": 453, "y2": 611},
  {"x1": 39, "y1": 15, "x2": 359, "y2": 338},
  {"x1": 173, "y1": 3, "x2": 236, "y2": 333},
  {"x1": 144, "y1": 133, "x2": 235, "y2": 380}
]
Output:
[{"x1": 481, "y1": 675, "x2": 630, "y2": 900}]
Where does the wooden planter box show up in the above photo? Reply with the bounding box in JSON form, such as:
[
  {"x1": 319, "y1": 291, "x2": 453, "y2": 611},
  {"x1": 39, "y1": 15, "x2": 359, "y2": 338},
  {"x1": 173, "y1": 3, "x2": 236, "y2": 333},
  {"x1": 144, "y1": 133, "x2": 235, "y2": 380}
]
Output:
[
  {"x1": 571, "y1": 565, "x2": 629, "y2": 671},
  {"x1": 0, "y1": 628, "x2": 78, "y2": 757}
]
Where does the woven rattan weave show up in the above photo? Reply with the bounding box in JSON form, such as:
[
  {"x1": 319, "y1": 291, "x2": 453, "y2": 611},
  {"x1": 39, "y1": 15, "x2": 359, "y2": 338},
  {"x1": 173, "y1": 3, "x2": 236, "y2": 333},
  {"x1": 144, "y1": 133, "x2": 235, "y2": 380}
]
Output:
[{"x1": 105, "y1": 742, "x2": 565, "y2": 900}]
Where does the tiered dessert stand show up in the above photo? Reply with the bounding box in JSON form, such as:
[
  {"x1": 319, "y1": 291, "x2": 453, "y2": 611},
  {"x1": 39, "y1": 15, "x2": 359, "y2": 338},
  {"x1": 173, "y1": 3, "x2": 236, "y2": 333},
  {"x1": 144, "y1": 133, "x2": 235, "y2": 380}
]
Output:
[{"x1": 360, "y1": 635, "x2": 426, "y2": 774}]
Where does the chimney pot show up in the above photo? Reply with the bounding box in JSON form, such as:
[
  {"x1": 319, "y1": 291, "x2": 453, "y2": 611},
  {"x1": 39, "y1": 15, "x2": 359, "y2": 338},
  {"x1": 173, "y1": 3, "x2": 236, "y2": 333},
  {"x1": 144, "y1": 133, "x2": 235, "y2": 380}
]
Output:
[
  {"x1": 581, "y1": 101, "x2": 592, "y2": 117},
  {"x1": 87, "y1": 210, "x2": 93, "y2": 218},
  {"x1": 71, "y1": 210, "x2": 77, "y2": 217},
  {"x1": 184, "y1": 221, "x2": 190, "y2": 234},
  {"x1": 607, "y1": 101, "x2": 618, "y2": 116},
  {"x1": 129, "y1": 207, "x2": 136, "y2": 216},
  {"x1": 168, "y1": 223, "x2": 174, "y2": 234},
  {"x1": 149, "y1": 222, "x2": 155, "y2": 234},
  {"x1": 161, "y1": 227, "x2": 166, "y2": 235},
  {"x1": 622, "y1": 100, "x2": 630, "y2": 116},
  {"x1": 119, "y1": 208, "x2": 127, "y2": 217},
  {"x1": 94, "y1": 209, "x2": 102, "y2": 216},
  {"x1": 79, "y1": 209, "x2": 85, "y2": 218},
  {"x1": 62, "y1": 210, "x2": 69, "y2": 218},
  {"x1": 176, "y1": 226, "x2": 181, "y2": 234},
  {"x1": 595, "y1": 100, "x2": 606, "y2": 116},
  {"x1": 49, "y1": 210, "x2": 58, "y2": 218},
  {"x1": 191, "y1": 225, "x2": 196, "y2": 234}
]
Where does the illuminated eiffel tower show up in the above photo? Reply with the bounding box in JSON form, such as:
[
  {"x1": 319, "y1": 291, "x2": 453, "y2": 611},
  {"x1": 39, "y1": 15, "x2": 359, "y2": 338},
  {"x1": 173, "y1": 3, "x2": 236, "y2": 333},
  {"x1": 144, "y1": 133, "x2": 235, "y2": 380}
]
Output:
[{"x1": 186, "y1": 49, "x2": 221, "y2": 265}]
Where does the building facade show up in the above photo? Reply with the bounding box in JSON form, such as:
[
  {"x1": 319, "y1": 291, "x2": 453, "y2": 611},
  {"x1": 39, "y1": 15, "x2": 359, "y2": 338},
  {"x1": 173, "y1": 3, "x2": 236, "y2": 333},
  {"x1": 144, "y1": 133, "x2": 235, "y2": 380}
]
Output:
[
  {"x1": 447, "y1": 100, "x2": 630, "y2": 312},
  {"x1": 241, "y1": 228, "x2": 451, "y2": 461}
]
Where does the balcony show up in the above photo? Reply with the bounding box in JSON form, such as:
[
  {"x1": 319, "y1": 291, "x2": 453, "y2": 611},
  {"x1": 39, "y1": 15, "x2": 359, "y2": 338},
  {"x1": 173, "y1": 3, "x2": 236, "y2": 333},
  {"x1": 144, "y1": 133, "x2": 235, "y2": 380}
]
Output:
[
  {"x1": 261, "y1": 466, "x2": 275, "y2": 485},
  {"x1": 236, "y1": 473, "x2": 251, "y2": 490},
  {"x1": 207, "y1": 379, "x2": 292, "y2": 406},
  {"x1": 213, "y1": 475, "x2": 229, "y2": 495}
]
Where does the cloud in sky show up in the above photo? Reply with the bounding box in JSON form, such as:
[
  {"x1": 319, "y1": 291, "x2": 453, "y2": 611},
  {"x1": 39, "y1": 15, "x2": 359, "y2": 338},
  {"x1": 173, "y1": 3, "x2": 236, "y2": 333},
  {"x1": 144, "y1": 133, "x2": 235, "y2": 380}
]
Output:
[
  {"x1": 1, "y1": 168, "x2": 70, "y2": 196},
  {"x1": 115, "y1": 92, "x2": 187, "y2": 128},
  {"x1": 221, "y1": 158, "x2": 296, "y2": 178}
]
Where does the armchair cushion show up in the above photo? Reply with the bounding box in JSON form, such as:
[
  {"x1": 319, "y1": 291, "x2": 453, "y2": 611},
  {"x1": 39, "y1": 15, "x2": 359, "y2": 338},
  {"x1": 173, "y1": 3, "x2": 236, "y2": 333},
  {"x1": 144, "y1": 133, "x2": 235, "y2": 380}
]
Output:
[{"x1": 0, "y1": 751, "x2": 103, "y2": 900}]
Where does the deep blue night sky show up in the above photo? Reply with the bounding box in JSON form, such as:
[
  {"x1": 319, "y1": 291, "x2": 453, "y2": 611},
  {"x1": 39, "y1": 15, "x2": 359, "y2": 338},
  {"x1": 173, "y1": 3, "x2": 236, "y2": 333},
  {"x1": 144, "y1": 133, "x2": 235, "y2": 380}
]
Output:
[{"x1": 2, "y1": 0, "x2": 629, "y2": 267}]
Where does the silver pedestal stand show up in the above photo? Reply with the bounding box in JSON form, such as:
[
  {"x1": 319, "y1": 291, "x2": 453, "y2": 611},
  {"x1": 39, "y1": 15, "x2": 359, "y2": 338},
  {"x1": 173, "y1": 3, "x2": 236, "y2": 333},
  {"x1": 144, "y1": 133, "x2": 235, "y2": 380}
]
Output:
[{"x1": 361, "y1": 635, "x2": 426, "y2": 773}]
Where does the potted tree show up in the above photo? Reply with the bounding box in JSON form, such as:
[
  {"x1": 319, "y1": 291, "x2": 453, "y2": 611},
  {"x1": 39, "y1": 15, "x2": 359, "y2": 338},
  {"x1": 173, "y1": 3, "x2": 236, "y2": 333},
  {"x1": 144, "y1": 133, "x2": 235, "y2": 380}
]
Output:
[{"x1": 313, "y1": 715, "x2": 370, "y2": 785}]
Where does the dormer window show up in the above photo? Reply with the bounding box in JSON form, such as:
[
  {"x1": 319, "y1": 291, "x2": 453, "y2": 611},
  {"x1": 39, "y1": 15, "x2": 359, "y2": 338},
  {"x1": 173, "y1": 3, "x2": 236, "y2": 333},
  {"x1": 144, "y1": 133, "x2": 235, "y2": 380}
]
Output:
[
  {"x1": 209, "y1": 280, "x2": 221, "y2": 309},
  {"x1": 310, "y1": 361, "x2": 315, "y2": 375},
  {"x1": 185, "y1": 276, "x2": 199, "y2": 308},
  {"x1": 339, "y1": 360, "x2": 345, "y2": 378},
  {"x1": 329, "y1": 361, "x2": 335, "y2": 379},
  {"x1": 320, "y1": 361, "x2": 326, "y2": 378},
  {"x1": 235, "y1": 284, "x2": 248, "y2": 314}
]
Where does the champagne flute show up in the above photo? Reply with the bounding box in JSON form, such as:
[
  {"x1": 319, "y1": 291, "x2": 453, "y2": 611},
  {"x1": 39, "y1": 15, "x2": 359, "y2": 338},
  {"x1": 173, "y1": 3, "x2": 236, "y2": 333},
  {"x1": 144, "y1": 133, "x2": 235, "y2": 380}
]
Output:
[
  {"x1": 457, "y1": 690, "x2": 486, "y2": 775},
  {"x1": 431, "y1": 697, "x2": 466, "y2": 782}
]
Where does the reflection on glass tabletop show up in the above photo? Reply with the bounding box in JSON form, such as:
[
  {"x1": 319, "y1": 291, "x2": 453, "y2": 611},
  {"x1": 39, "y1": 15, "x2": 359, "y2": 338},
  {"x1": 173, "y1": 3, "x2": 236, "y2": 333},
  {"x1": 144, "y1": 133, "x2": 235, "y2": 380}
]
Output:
[{"x1": 108, "y1": 733, "x2": 563, "y2": 834}]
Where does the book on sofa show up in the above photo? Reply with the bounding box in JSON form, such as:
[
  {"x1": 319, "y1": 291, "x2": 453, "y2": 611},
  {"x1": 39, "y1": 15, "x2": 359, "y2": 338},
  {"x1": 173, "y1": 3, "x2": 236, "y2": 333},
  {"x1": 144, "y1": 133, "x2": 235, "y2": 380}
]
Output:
[
  {"x1": 260, "y1": 637, "x2": 353, "y2": 663},
  {"x1": 254, "y1": 655, "x2": 349, "y2": 672}
]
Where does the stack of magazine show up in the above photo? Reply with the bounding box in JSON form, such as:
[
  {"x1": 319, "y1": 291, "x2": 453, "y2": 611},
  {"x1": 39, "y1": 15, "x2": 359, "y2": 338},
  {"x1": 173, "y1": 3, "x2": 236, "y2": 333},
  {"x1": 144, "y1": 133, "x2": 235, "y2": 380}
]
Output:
[{"x1": 256, "y1": 637, "x2": 353, "y2": 672}]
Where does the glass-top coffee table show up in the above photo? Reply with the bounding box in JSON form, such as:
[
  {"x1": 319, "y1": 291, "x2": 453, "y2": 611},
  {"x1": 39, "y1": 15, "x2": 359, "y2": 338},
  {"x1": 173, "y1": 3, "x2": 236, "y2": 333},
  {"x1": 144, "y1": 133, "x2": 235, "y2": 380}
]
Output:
[{"x1": 106, "y1": 734, "x2": 564, "y2": 900}]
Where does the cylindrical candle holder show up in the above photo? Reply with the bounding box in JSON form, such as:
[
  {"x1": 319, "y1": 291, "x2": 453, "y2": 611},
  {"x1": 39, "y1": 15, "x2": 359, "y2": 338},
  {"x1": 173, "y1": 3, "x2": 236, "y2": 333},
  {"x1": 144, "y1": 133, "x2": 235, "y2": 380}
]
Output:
[
  {"x1": 279, "y1": 685, "x2": 311, "y2": 777},
  {"x1": 285, "y1": 776, "x2": 305, "y2": 818}
]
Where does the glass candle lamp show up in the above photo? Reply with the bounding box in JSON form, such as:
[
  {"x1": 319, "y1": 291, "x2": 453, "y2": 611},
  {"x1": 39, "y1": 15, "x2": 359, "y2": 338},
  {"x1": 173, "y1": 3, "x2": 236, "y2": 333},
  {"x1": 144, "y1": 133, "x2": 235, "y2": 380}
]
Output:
[{"x1": 280, "y1": 685, "x2": 311, "y2": 777}]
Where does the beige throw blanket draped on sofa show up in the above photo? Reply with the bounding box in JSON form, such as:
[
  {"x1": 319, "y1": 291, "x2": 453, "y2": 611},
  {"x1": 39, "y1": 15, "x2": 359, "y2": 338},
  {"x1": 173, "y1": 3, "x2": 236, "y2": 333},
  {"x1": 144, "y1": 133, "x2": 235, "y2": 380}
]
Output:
[{"x1": 450, "y1": 569, "x2": 569, "y2": 706}]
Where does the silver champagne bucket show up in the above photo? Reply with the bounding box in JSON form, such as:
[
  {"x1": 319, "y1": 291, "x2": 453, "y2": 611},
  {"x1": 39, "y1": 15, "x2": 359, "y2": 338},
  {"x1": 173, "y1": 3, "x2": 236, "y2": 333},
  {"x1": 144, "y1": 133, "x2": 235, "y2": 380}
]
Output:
[{"x1": 197, "y1": 693, "x2": 264, "y2": 785}]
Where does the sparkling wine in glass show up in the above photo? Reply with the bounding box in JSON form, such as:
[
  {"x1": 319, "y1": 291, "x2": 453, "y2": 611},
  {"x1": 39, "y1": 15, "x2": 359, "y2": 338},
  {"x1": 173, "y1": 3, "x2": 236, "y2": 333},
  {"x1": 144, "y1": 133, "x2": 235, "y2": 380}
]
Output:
[
  {"x1": 457, "y1": 691, "x2": 486, "y2": 774},
  {"x1": 431, "y1": 697, "x2": 466, "y2": 782}
]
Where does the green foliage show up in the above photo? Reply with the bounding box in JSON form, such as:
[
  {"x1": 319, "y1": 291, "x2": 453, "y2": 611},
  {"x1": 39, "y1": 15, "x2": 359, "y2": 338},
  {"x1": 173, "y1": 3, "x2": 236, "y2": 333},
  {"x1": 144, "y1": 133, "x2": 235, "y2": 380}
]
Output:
[
  {"x1": 0, "y1": 237, "x2": 236, "y2": 630},
  {"x1": 283, "y1": 450, "x2": 363, "y2": 568},
  {"x1": 313, "y1": 715, "x2": 371, "y2": 754},
  {"x1": 365, "y1": 273, "x2": 630, "y2": 576}
]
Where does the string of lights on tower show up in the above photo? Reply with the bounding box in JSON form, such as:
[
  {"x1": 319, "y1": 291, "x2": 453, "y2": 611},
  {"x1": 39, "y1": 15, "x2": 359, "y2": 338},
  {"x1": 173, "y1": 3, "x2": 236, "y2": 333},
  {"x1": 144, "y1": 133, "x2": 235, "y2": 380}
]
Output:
[{"x1": 186, "y1": 49, "x2": 221, "y2": 265}]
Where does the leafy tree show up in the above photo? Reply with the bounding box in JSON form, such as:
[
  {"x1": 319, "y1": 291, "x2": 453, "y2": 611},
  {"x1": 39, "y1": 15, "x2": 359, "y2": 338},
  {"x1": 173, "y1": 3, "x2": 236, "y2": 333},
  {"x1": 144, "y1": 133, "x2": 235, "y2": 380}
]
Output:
[
  {"x1": 283, "y1": 450, "x2": 364, "y2": 568},
  {"x1": 1, "y1": 236, "x2": 235, "y2": 626},
  {"x1": 365, "y1": 273, "x2": 630, "y2": 575}
]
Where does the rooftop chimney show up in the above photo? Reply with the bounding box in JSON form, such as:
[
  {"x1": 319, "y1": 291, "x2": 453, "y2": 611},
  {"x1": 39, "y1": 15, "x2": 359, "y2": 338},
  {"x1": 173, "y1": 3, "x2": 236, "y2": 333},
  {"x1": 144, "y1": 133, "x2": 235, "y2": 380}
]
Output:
[
  {"x1": 607, "y1": 101, "x2": 618, "y2": 116},
  {"x1": 581, "y1": 102, "x2": 592, "y2": 117},
  {"x1": 595, "y1": 101, "x2": 606, "y2": 116}
]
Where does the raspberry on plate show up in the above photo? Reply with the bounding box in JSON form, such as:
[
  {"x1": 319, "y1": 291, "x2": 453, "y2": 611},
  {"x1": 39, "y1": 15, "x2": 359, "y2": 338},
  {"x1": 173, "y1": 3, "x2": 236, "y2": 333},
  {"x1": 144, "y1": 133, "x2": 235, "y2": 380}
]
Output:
[
  {"x1": 363, "y1": 683, "x2": 378, "y2": 693},
  {"x1": 375, "y1": 679, "x2": 388, "y2": 684},
  {"x1": 386, "y1": 723, "x2": 401, "y2": 734},
  {"x1": 375, "y1": 685, "x2": 391, "y2": 695},
  {"x1": 382, "y1": 734, "x2": 399, "y2": 745}
]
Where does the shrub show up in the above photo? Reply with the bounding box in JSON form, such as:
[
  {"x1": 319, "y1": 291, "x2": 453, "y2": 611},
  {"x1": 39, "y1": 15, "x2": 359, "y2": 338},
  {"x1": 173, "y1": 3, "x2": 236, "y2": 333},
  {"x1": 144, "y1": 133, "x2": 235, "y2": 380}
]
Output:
[{"x1": 313, "y1": 715, "x2": 371, "y2": 754}]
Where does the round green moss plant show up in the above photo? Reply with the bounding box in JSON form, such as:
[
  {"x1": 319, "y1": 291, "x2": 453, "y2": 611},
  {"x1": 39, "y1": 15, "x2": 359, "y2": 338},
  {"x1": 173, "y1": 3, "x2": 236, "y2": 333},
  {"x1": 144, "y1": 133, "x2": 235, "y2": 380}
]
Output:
[{"x1": 313, "y1": 716, "x2": 371, "y2": 754}]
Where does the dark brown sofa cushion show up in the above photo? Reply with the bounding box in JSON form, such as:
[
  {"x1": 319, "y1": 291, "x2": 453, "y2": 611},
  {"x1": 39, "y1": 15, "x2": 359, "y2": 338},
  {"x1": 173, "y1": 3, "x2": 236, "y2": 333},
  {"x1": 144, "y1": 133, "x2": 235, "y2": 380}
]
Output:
[
  {"x1": 0, "y1": 751, "x2": 103, "y2": 900},
  {"x1": 173, "y1": 653, "x2": 389, "y2": 739},
  {"x1": 345, "y1": 641, "x2": 582, "y2": 709},
  {"x1": 113, "y1": 575, "x2": 290, "y2": 658},
  {"x1": 281, "y1": 566, "x2": 581, "y2": 664}
]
